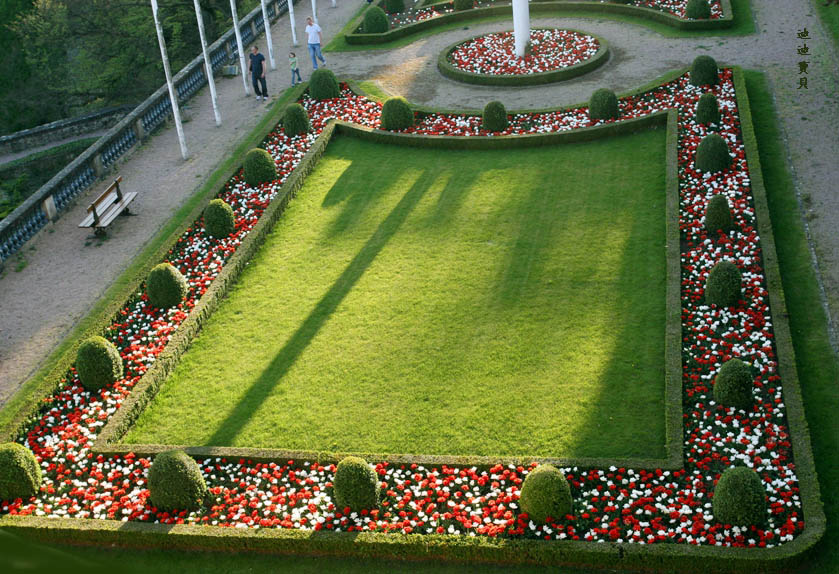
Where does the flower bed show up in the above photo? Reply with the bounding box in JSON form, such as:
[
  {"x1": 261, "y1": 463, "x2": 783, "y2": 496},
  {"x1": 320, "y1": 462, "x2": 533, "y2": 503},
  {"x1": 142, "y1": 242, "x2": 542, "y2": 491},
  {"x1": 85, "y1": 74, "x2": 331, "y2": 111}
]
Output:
[
  {"x1": 610, "y1": 0, "x2": 725, "y2": 20},
  {"x1": 446, "y1": 29, "x2": 600, "y2": 76},
  {"x1": 0, "y1": 68, "x2": 822, "y2": 564}
]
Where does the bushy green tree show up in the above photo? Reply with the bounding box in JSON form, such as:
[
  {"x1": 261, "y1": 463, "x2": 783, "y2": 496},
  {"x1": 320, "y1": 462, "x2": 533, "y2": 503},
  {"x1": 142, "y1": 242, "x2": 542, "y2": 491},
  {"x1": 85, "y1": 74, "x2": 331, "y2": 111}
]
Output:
[
  {"x1": 589, "y1": 88, "x2": 619, "y2": 121},
  {"x1": 362, "y1": 6, "x2": 389, "y2": 33},
  {"x1": 519, "y1": 465, "x2": 572, "y2": 523},
  {"x1": 713, "y1": 467, "x2": 766, "y2": 526}
]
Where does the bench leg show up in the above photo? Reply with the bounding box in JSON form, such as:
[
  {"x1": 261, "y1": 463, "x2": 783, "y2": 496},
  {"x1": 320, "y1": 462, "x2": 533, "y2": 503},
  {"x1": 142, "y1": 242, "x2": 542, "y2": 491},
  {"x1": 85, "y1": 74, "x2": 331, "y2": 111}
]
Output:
[
  {"x1": 94, "y1": 227, "x2": 107, "y2": 237},
  {"x1": 120, "y1": 207, "x2": 131, "y2": 216}
]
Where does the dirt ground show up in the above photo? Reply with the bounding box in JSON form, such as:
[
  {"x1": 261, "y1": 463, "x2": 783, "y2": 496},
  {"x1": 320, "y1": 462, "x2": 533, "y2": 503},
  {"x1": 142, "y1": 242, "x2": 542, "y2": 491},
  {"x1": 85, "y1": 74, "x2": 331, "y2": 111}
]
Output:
[{"x1": 1, "y1": 0, "x2": 837, "y2": 405}]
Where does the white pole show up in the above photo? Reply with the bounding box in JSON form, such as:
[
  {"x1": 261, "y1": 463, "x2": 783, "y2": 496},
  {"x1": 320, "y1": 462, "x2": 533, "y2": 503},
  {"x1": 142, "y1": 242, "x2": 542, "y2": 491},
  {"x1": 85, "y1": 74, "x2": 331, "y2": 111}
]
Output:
[
  {"x1": 230, "y1": 0, "x2": 251, "y2": 95},
  {"x1": 194, "y1": 0, "x2": 222, "y2": 126},
  {"x1": 260, "y1": 0, "x2": 276, "y2": 69},
  {"x1": 512, "y1": 0, "x2": 530, "y2": 58},
  {"x1": 311, "y1": 0, "x2": 317, "y2": 24},
  {"x1": 331, "y1": 0, "x2": 336, "y2": 7},
  {"x1": 151, "y1": 0, "x2": 188, "y2": 159},
  {"x1": 287, "y1": 0, "x2": 298, "y2": 46}
]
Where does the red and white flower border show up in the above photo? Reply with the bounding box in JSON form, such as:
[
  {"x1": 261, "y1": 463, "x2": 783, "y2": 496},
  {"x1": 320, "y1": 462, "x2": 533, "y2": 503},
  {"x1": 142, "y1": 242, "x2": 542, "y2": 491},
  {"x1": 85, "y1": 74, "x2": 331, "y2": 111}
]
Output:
[
  {"x1": 446, "y1": 29, "x2": 600, "y2": 76},
  {"x1": 376, "y1": 0, "x2": 724, "y2": 30},
  {"x1": 1, "y1": 69, "x2": 808, "y2": 551}
]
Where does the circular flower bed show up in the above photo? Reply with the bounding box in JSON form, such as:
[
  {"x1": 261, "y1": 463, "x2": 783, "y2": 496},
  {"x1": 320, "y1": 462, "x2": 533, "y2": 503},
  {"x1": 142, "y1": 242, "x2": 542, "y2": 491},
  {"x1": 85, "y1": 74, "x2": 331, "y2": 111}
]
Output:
[{"x1": 439, "y1": 29, "x2": 607, "y2": 86}]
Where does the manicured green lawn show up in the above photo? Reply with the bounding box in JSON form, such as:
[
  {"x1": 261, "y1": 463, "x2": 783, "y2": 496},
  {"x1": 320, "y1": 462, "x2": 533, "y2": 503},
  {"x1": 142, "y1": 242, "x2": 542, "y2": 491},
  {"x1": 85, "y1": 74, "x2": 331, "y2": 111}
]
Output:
[{"x1": 125, "y1": 130, "x2": 668, "y2": 460}]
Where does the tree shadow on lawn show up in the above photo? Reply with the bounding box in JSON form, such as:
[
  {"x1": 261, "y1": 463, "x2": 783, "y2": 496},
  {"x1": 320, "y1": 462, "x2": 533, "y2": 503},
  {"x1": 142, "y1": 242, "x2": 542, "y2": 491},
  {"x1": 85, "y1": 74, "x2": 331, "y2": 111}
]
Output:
[{"x1": 205, "y1": 163, "x2": 444, "y2": 447}]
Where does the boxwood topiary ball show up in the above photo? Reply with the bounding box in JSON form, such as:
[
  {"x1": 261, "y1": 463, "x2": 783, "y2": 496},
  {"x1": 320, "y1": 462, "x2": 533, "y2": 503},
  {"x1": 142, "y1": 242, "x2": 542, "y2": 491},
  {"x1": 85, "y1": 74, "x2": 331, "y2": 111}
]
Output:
[
  {"x1": 76, "y1": 336, "x2": 123, "y2": 391},
  {"x1": 589, "y1": 88, "x2": 619, "y2": 121},
  {"x1": 380, "y1": 96, "x2": 414, "y2": 131},
  {"x1": 690, "y1": 55, "x2": 719, "y2": 86},
  {"x1": 705, "y1": 260, "x2": 742, "y2": 307},
  {"x1": 0, "y1": 443, "x2": 42, "y2": 501},
  {"x1": 148, "y1": 450, "x2": 208, "y2": 512},
  {"x1": 696, "y1": 92, "x2": 720, "y2": 125},
  {"x1": 384, "y1": 0, "x2": 404, "y2": 13},
  {"x1": 243, "y1": 148, "x2": 277, "y2": 187},
  {"x1": 362, "y1": 6, "x2": 389, "y2": 34},
  {"x1": 705, "y1": 194, "x2": 732, "y2": 234},
  {"x1": 283, "y1": 103, "x2": 310, "y2": 137},
  {"x1": 713, "y1": 358, "x2": 754, "y2": 410},
  {"x1": 309, "y1": 69, "x2": 341, "y2": 100},
  {"x1": 519, "y1": 464, "x2": 572, "y2": 523},
  {"x1": 453, "y1": 0, "x2": 473, "y2": 10},
  {"x1": 333, "y1": 456, "x2": 379, "y2": 511},
  {"x1": 713, "y1": 467, "x2": 766, "y2": 526},
  {"x1": 482, "y1": 101, "x2": 508, "y2": 132},
  {"x1": 695, "y1": 133, "x2": 732, "y2": 173},
  {"x1": 146, "y1": 262, "x2": 188, "y2": 309},
  {"x1": 686, "y1": 0, "x2": 711, "y2": 19},
  {"x1": 203, "y1": 198, "x2": 235, "y2": 239}
]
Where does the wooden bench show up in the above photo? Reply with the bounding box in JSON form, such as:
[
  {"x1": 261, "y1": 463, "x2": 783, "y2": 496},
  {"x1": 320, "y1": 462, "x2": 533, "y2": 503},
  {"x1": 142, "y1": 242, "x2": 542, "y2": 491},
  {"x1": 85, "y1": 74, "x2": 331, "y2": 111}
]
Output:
[{"x1": 78, "y1": 176, "x2": 137, "y2": 236}]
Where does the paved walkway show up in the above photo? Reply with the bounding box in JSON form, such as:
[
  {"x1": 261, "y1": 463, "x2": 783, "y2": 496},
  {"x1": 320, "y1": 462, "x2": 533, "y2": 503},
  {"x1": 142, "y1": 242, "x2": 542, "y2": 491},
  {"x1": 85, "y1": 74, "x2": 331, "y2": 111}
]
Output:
[{"x1": 1, "y1": 0, "x2": 838, "y2": 405}]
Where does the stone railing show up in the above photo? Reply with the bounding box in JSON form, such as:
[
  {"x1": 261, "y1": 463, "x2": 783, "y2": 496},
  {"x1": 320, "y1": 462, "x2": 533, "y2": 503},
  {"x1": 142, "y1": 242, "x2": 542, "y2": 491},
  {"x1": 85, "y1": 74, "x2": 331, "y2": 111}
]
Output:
[
  {"x1": 0, "y1": 0, "x2": 290, "y2": 268},
  {"x1": 0, "y1": 106, "x2": 134, "y2": 156}
]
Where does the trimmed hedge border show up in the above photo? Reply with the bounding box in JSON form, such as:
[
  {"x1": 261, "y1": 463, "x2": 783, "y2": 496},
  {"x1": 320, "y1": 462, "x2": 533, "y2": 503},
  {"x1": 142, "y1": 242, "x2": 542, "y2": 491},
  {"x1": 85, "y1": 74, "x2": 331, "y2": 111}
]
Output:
[
  {"x1": 94, "y1": 109, "x2": 683, "y2": 474},
  {"x1": 0, "y1": 69, "x2": 826, "y2": 572},
  {"x1": 345, "y1": 0, "x2": 735, "y2": 46},
  {"x1": 436, "y1": 29, "x2": 610, "y2": 86}
]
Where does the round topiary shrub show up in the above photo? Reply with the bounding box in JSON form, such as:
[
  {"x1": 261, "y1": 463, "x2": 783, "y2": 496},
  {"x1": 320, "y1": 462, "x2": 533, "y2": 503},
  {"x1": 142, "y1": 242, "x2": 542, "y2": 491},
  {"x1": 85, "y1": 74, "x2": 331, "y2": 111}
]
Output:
[
  {"x1": 243, "y1": 148, "x2": 277, "y2": 187},
  {"x1": 384, "y1": 0, "x2": 405, "y2": 13},
  {"x1": 705, "y1": 194, "x2": 732, "y2": 234},
  {"x1": 519, "y1": 464, "x2": 573, "y2": 523},
  {"x1": 482, "y1": 101, "x2": 508, "y2": 132},
  {"x1": 362, "y1": 6, "x2": 389, "y2": 33},
  {"x1": 713, "y1": 467, "x2": 766, "y2": 526},
  {"x1": 146, "y1": 262, "x2": 188, "y2": 309},
  {"x1": 696, "y1": 92, "x2": 720, "y2": 125},
  {"x1": 75, "y1": 336, "x2": 123, "y2": 391},
  {"x1": 148, "y1": 450, "x2": 208, "y2": 512},
  {"x1": 713, "y1": 358, "x2": 754, "y2": 410},
  {"x1": 695, "y1": 133, "x2": 732, "y2": 173},
  {"x1": 705, "y1": 260, "x2": 742, "y2": 307},
  {"x1": 333, "y1": 456, "x2": 380, "y2": 512},
  {"x1": 203, "y1": 198, "x2": 235, "y2": 239},
  {"x1": 283, "y1": 103, "x2": 310, "y2": 137},
  {"x1": 380, "y1": 96, "x2": 414, "y2": 131},
  {"x1": 309, "y1": 68, "x2": 340, "y2": 100},
  {"x1": 0, "y1": 443, "x2": 42, "y2": 501},
  {"x1": 690, "y1": 55, "x2": 719, "y2": 86},
  {"x1": 453, "y1": 0, "x2": 473, "y2": 10},
  {"x1": 589, "y1": 88, "x2": 619, "y2": 121},
  {"x1": 686, "y1": 0, "x2": 711, "y2": 19}
]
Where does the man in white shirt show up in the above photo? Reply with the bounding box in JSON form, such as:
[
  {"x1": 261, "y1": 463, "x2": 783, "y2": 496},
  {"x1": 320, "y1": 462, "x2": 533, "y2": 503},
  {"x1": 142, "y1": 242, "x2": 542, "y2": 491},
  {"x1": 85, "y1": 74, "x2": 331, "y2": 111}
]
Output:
[{"x1": 305, "y1": 17, "x2": 326, "y2": 70}]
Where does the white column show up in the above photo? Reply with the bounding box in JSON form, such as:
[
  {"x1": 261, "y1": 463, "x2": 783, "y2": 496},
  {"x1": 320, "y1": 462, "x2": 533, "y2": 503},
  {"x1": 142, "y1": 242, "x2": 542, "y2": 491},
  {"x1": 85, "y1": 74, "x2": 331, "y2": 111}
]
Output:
[
  {"x1": 194, "y1": 0, "x2": 221, "y2": 126},
  {"x1": 260, "y1": 0, "x2": 276, "y2": 69},
  {"x1": 151, "y1": 0, "x2": 188, "y2": 159},
  {"x1": 230, "y1": 0, "x2": 251, "y2": 95},
  {"x1": 288, "y1": 0, "x2": 299, "y2": 45},
  {"x1": 311, "y1": 0, "x2": 317, "y2": 24},
  {"x1": 512, "y1": 0, "x2": 530, "y2": 58},
  {"x1": 331, "y1": 0, "x2": 336, "y2": 7}
]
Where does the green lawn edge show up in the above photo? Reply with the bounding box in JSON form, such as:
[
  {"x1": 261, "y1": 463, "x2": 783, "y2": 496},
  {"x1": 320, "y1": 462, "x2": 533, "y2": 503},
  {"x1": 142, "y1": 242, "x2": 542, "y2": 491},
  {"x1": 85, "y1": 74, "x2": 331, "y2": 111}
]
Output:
[
  {"x1": 812, "y1": 0, "x2": 839, "y2": 52},
  {"x1": 742, "y1": 68, "x2": 839, "y2": 573},
  {"x1": 326, "y1": 0, "x2": 754, "y2": 52},
  {"x1": 0, "y1": 83, "x2": 308, "y2": 443}
]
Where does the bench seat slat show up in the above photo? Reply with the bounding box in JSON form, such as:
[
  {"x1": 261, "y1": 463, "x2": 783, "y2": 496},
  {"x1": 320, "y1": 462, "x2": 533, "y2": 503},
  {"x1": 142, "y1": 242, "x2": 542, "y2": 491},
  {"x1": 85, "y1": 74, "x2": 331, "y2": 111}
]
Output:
[
  {"x1": 78, "y1": 189, "x2": 137, "y2": 229},
  {"x1": 95, "y1": 192, "x2": 137, "y2": 228}
]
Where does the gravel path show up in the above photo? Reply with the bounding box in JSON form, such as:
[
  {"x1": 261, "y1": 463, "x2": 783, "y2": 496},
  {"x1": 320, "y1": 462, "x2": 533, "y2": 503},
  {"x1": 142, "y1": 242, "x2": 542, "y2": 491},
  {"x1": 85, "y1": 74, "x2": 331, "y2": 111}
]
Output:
[{"x1": 1, "y1": 0, "x2": 837, "y2": 405}]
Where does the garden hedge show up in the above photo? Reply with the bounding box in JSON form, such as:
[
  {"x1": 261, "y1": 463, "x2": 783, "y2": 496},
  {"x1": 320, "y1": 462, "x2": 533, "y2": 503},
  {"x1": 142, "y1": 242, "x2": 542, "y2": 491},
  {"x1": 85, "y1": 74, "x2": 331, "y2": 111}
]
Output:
[
  {"x1": 283, "y1": 103, "x2": 310, "y2": 137},
  {"x1": 705, "y1": 193, "x2": 732, "y2": 234},
  {"x1": 589, "y1": 88, "x2": 620, "y2": 121},
  {"x1": 713, "y1": 358, "x2": 754, "y2": 410},
  {"x1": 437, "y1": 29, "x2": 609, "y2": 87},
  {"x1": 713, "y1": 467, "x2": 767, "y2": 527},
  {"x1": 696, "y1": 92, "x2": 721, "y2": 125},
  {"x1": 243, "y1": 148, "x2": 278, "y2": 187},
  {"x1": 203, "y1": 198, "x2": 236, "y2": 238},
  {"x1": 309, "y1": 69, "x2": 341, "y2": 100},
  {"x1": 0, "y1": 442, "x2": 41, "y2": 501},
  {"x1": 147, "y1": 449, "x2": 208, "y2": 512},
  {"x1": 145, "y1": 262, "x2": 188, "y2": 309},
  {"x1": 482, "y1": 101, "x2": 508, "y2": 132},
  {"x1": 75, "y1": 336, "x2": 123, "y2": 391},
  {"x1": 333, "y1": 456, "x2": 380, "y2": 511},
  {"x1": 518, "y1": 464, "x2": 572, "y2": 523},
  {"x1": 346, "y1": 0, "x2": 735, "y2": 46},
  {"x1": 362, "y1": 6, "x2": 389, "y2": 34}
]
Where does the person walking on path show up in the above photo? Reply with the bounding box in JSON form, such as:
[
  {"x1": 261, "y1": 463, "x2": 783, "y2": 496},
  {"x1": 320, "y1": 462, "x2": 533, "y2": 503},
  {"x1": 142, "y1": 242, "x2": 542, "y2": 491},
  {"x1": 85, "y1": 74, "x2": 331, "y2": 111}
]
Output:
[
  {"x1": 249, "y1": 45, "x2": 268, "y2": 101},
  {"x1": 305, "y1": 17, "x2": 326, "y2": 70},
  {"x1": 289, "y1": 52, "x2": 303, "y2": 86}
]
